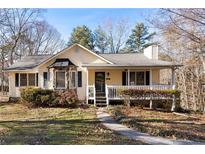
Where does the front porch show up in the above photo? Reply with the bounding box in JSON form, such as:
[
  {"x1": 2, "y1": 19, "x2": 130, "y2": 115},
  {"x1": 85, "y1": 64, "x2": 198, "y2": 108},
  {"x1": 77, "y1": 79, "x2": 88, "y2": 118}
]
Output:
[{"x1": 86, "y1": 67, "x2": 176, "y2": 109}]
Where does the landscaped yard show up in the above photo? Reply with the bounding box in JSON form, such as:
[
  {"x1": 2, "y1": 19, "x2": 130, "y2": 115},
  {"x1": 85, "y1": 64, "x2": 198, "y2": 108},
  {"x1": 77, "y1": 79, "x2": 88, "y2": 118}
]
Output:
[
  {"x1": 0, "y1": 103, "x2": 143, "y2": 145},
  {"x1": 109, "y1": 106, "x2": 205, "y2": 143}
]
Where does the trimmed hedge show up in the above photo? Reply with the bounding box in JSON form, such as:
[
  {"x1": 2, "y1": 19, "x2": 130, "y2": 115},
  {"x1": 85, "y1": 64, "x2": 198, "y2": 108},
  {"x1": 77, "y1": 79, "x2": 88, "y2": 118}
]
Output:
[
  {"x1": 20, "y1": 87, "x2": 79, "y2": 108},
  {"x1": 122, "y1": 89, "x2": 180, "y2": 98}
]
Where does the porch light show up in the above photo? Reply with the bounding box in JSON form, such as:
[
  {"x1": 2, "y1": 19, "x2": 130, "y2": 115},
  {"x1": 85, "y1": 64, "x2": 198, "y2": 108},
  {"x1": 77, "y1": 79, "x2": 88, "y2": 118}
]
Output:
[{"x1": 107, "y1": 72, "x2": 110, "y2": 77}]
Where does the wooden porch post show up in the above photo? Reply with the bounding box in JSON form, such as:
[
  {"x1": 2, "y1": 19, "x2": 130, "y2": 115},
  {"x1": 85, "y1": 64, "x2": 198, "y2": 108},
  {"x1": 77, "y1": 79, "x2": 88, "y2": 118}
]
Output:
[
  {"x1": 86, "y1": 68, "x2": 89, "y2": 104},
  {"x1": 171, "y1": 67, "x2": 176, "y2": 90},
  {"x1": 53, "y1": 69, "x2": 56, "y2": 89},
  {"x1": 127, "y1": 69, "x2": 130, "y2": 106},
  {"x1": 106, "y1": 84, "x2": 109, "y2": 107},
  {"x1": 171, "y1": 67, "x2": 176, "y2": 112},
  {"x1": 150, "y1": 69, "x2": 153, "y2": 109}
]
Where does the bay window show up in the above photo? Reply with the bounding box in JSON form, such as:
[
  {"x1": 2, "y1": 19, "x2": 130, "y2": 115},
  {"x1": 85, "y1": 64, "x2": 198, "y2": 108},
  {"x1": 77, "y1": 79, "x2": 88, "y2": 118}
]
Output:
[
  {"x1": 70, "y1": 71, "x2": 76, "y2": 88},
  {"x1": 56, "y1": 71, "x2": 65, "y2": 89}
]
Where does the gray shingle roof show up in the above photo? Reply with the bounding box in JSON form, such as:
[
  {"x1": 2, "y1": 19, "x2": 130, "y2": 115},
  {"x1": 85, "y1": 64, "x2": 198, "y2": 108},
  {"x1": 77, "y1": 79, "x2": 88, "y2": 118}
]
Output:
[
  {"x1": 5, "y1": 55, "x2": 53, "y2": 71},
  {"x1": 5, "y1": 51, "x2": 181, "y2": 71},
  {"x1": 82, "y1": 53, "x2": 180, "y2": 67}
]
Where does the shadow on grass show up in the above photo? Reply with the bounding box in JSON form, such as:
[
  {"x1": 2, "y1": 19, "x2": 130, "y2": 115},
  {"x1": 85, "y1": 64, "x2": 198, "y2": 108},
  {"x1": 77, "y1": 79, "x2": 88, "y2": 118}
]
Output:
[{"x1": 0, "y1": 118, "x2": 143, "y2": 145}]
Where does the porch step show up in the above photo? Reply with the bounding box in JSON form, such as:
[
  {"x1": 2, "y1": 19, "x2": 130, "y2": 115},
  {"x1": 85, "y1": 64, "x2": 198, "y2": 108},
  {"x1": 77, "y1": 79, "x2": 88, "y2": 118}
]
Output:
[
  {"x1": 96, "y1": 97, "x2": 106, "y2": 100},
  {"x1": 96, "y1": 97, "x2": 107, "y2": 106},
  {"x1": 96, "y1": 103, "x2": 107, "y2": 106},
  {"x1": 96, "y1": 92, "x2": 105, "y2": 97}
]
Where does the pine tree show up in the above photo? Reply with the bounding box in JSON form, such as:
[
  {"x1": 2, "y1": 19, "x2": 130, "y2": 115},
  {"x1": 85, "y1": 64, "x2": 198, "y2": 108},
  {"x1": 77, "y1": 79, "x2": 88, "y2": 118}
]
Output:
[
  {"x1": 126, "y1": 23, "x2": 156, "y2": 52},
  {"x1": 68, "y1": 25, "x2": 94, "y2": 50}
]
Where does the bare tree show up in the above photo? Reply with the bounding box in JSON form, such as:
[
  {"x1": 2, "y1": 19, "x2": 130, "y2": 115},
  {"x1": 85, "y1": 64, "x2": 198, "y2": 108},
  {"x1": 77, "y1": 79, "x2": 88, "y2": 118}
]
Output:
[
  {"x1": 152, "y1": 9, "x2": 205, "y2": 112},
  {"x1": 100, "y1": 18, "x2": 130, "y2": 53},
  {"x1": 0, "y1": 8, "x2": 42, "y2": 65},
  {"x1": 0, "y1": 9, "x2": 65, "y2": 95},
  {"x1": 18, "y1": 21, "x2": 65, "y2": 56}
]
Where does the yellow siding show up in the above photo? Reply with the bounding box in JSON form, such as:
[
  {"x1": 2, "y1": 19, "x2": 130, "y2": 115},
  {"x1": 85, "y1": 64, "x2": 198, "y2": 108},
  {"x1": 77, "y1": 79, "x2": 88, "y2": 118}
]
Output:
[
  {"x1": 88, "y1": 69, "x2": 123, "y2": 85},
  {"x1": 152, "y1": 69, "x2": 160, "y2": 84},
  {"x1": 88, "y1": 69, "x2": 160, "y2": 85}
]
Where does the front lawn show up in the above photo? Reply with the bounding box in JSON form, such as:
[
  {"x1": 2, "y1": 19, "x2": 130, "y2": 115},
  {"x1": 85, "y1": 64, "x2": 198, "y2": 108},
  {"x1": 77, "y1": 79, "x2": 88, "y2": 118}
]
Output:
[
  {"x1": 109, "y1": 106, "x2": 205, "y2": 142},
  {"x1": 0, "y1": 103, "x2": 143, "y2": 145}
]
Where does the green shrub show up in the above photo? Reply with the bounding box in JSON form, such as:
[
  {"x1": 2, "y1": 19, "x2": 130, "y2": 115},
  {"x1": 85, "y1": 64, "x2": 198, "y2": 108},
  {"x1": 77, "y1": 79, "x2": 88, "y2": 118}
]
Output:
[
  {"x1": 122, "y1": 89, "x2": 180, "y2": 98},
  {"x1": 20, "y1": 87, "x2": 79, "y2": 108}
]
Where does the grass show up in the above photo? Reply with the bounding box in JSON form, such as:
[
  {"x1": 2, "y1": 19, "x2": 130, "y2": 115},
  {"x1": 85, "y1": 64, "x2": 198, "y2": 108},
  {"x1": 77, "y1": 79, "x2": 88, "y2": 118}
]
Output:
[
  {"x1": 0, "y1": 102, "x2": 143, "y2": 145},
  {"x1": 108, "y1": 106, "x2": 205, "y2": 143}
]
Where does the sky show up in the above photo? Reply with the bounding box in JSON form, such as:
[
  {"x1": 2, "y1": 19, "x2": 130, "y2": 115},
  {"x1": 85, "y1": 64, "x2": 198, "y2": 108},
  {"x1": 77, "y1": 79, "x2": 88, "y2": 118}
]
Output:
[{"x1": 43, "y1": 8, "x2": 158, "y2": 41}]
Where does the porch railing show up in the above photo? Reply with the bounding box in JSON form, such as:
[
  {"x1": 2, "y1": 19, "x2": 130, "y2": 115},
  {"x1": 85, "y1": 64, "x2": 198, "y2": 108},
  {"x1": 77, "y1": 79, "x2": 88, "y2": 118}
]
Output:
[
  {"x1": 87, "y1": 84, "x2": 174, "y2": 107},
  {"x1": 87, "y1": 84, "x2": 96, "y2": 105},
  {"x1": 106, "y1": 85, "x2": 174, "y2": 99}
]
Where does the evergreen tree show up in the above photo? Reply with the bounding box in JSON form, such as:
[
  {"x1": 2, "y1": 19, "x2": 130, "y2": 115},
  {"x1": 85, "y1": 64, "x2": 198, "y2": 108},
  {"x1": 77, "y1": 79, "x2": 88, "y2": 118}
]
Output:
[
  {"x1": 126, "y1": 23, "x2": 156, "y2": 52},
  {"x1": 68, "y1": 25, "x2": 94, "y2": 50}
]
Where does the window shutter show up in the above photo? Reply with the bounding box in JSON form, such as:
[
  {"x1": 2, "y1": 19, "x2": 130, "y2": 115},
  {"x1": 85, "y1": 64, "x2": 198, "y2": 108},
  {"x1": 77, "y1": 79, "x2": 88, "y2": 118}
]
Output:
[
  {"x1": 146, "y1": 71, "x2": 150, "y2": 85},
  {"x1": 36, "y1": 73, "x2": 38, "y2": 87},
  {"x1": 78, "y1": 71, "x2": 82, "y2": 87},
  {"x1": 122, "y1": 71, "x2": 127, "y2": 85},
  {"x1": 15, "y1": 73, "x2": 19, "y2": 87}
]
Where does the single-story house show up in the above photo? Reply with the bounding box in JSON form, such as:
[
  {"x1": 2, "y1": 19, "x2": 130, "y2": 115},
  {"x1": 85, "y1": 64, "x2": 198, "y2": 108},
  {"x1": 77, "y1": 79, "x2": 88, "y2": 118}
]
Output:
[{"x1": 5, "y1": 44, "x2": 181, "y2": 107}]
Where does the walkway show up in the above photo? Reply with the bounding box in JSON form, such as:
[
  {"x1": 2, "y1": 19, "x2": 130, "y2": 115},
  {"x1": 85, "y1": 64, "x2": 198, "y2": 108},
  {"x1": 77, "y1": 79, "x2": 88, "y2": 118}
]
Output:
[{"x1": 97, "y1": 111, "x2": 204, "y2": 145}]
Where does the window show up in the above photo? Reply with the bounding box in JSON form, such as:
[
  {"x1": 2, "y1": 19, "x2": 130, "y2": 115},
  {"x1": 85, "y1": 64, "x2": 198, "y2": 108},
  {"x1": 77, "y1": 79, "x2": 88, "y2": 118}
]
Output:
[
  {"x1": 136, "y1": 72, "x2": 145, "y2": 85},
  {"x1": 70, "y1": 72, "x2": 76, "y2": 88},
  {"x1": 130, "y1": 72, "x2": 135, "y2": 85},
  {"x1": 78, "y1": 71, "x2": 82, "y2": 87},
  {"x1": 15, "y1": 73, "x2": 19, "y2": 87},
  {"x1": 28, "y1": 74, "x2": 35, "y2": 86},
  {"x1": 56, "y1": 71, "x2": 65, "y2": 88},
  {"x1": 43, "y1": 72, "x2": 48, "y2": 88},
  {"x1": 20, "y1": 74, "x2": 27, "y2": 87},
  {"x1": 16, "y1": 73, "x2": 38, "y2": 87}
]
